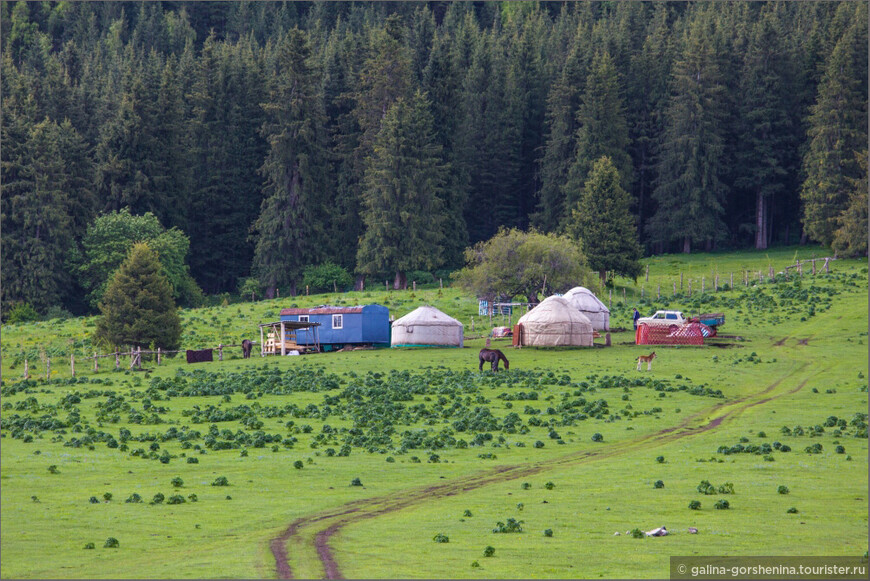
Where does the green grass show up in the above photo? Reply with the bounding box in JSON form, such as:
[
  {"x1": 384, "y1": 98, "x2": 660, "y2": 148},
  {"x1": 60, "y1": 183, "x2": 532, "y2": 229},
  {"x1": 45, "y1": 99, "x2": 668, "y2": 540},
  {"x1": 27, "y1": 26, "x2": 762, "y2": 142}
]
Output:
[{"x1": 1, "y1": 246, "x2": 866, "y2": 579}]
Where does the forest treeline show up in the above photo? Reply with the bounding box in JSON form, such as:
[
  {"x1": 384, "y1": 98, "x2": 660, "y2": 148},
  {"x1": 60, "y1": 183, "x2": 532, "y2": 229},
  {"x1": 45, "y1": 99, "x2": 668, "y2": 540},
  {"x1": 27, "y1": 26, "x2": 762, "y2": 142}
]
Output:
[{"x1": 1, "y1": 1, "x2": 867, "y2": 317}]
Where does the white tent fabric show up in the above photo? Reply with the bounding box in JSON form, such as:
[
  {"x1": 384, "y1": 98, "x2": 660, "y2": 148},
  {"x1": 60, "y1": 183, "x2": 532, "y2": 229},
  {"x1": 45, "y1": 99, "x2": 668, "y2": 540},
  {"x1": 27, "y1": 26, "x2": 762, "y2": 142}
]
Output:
[
  {"x1": 391, "y1": 306, "x2": 464, "y2": 347},
  {"x1": 562, "y1": 287, "x2": 610, "y2": 330},
  {"x1": 516, "y1": 296, "x2": 593, "y2": 347}
]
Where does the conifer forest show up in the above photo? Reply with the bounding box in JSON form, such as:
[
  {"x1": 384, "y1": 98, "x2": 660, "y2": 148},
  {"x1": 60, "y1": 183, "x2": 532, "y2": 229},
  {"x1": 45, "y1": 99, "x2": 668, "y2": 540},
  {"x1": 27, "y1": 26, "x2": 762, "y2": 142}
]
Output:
[{"x1": 2, "y1": 1, "x2": 867, "y2": 318}]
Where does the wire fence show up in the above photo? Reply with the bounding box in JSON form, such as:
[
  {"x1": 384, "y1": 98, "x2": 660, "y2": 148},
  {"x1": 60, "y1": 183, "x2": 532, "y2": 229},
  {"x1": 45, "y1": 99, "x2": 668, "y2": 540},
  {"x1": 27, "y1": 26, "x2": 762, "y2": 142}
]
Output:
[{"x1": 16, "y1": 342, "x2": 260, "y2": 381}]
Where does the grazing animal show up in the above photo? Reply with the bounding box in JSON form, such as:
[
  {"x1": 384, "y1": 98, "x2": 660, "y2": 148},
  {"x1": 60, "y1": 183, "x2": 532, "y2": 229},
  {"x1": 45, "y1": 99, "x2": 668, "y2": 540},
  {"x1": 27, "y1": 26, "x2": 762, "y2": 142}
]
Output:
[
  {"x1": 637, "y1": 351, "x2": 656, "y2": 371},
  {"x1": 241, "y1": 339, "x2": 253, "y2": 359},
  {"x1": 479, "y1": 348, "x2": 509, "y2": 372}
]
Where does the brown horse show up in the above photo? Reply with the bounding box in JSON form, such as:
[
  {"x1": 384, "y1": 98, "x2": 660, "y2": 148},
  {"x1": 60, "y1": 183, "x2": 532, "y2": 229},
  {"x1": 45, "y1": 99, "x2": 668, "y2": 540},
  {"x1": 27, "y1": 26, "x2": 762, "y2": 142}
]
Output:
[
  {"x1": 479, "y1": 348, "x2": 509, "y2": 372},
  {"x1": 242, "y1": 339, "x2": 253, "y2": 359}
]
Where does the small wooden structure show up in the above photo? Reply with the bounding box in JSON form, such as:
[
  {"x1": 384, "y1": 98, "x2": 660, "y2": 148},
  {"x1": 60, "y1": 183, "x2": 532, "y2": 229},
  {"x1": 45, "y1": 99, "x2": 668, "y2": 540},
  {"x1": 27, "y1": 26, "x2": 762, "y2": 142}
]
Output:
[{"x1": 258, "y1": 321, "x2": 321, "y2": 355}]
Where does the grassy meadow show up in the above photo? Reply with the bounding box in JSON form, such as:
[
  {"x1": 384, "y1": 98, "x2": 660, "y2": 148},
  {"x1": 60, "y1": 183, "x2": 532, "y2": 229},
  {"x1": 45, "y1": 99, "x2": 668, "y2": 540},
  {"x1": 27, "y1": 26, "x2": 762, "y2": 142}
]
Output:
[{"x1": 0, "y1": 246, "x2": 867, "y2": 579}]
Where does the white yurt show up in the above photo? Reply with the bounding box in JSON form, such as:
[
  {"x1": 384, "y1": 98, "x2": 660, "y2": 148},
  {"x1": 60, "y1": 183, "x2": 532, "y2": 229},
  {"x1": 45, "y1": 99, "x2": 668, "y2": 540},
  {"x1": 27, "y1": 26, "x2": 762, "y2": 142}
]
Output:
[
  {"x1": 515, "y1": 296, "x2": 594, "y2": 347},
  {"x1": 391, "y1": 306, "x2": 464, "y2": 348},
  {"x1": 562, "y1": 287, "x2": 610, "y2": 331}
]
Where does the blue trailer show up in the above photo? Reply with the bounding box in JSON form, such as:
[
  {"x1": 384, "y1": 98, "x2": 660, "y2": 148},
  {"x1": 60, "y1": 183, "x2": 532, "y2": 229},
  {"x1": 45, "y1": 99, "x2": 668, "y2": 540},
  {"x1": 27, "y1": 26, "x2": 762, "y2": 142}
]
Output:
[{"x1": 279, "y1": 304, "x2": 391, "y2": 351}]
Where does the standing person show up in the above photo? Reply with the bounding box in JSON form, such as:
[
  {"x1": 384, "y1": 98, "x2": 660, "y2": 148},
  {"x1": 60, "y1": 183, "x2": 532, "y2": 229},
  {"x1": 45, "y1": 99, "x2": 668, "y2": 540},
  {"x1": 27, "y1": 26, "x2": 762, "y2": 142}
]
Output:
[{"x1": 633, "y1": 308, "x2": 640, "y2": 330}]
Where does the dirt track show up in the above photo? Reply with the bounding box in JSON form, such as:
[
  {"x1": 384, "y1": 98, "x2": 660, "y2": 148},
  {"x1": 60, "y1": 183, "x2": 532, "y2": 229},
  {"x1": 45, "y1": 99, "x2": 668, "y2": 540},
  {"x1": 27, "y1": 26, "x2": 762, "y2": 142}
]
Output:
[{"x1": 271, "y1": 361, "x2": 814, "y2": 579}]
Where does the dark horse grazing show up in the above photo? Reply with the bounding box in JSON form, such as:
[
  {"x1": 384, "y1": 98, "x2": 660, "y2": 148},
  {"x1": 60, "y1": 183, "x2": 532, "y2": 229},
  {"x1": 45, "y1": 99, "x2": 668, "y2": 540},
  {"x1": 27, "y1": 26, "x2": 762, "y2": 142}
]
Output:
[
  {"x1": 479, "y1": 348, "x2": 509, "y2": 372},
  {"x1": 241, "y1": 339, "x2": 253, "y2": 359}
]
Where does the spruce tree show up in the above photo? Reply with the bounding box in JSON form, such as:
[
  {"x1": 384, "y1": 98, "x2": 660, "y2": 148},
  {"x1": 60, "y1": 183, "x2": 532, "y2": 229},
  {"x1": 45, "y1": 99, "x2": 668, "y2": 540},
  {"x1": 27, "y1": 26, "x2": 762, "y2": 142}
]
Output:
[
  {"x1": 646, "y1": 15, "x2": 729, "y2": 254},
  {"x1": 251, "y1": 28, "x2": 328, "y2": 298},
  {"x1": 832, "y1": 150, "x2": 868, "y2": 257},
  {"x1": 800, "y1": 14, "x2": 867, "y2": 247},
  {"x1": 566, "y1": 156, "x2": 642, "y2": 285},
  {"x1": 356, "y1": 91, "x2": 446, "y2": 289},
  {"x1": 95, "y1": 242, "x2": 182, "y2": 351},
  {"x1": 563, "y1": 50, "x2": 633, "y2": 223}
]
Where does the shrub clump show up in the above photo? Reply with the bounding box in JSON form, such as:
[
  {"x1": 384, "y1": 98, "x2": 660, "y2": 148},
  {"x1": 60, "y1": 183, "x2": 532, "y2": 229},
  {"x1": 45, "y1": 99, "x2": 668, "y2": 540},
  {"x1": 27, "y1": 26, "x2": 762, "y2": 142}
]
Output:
[
  {"x1": 211, "y1": 476, "x2": 229, "y2": 486},
  {"x1": 521, "y1": 482, "x2": 531, "y2": 490},
  {"x1": 151, "y1": 493, "x2": 165, "y2": 504},
  {"x1": 492, "y1": 518, "x2": 524, "y2": 533},
  {"x1": 688, "y1": 500, "x2": 701, "y2": 510},
  {"x1": 294, "y1": 460, "x2": 304, "y2": 469},
  {"x1": 167, "y1": 494, "x2": 186, "y2": 505},
  {"x1": 544, "y1": 481, "x2": 555, "y2": 490},
  {"x1": 697, "y1": 480, "x2": 716, "y2": 495},
  {"x1": 543, "y1": 528, "x2": 553, "y2": 537},
  {"x1": 463, "y1": 509, "x2": 473, "y2": 517},
  {"x1": 591, "y1": 432, "x2": 603, "y2": 442},
  {"x1": 786, "y1": 507, "x2": 798, "y2": 514},
  {"x1": 103, "y1": 537, "x2": 120, "y2": 548},
  {"x1": 125, "y1": 493, "x2": 142, "y2": 504},
  {"x1": 83, "y1": 542, "x2": 95, "y2": 550},
  {"x1": 714, "y1": 499, "x2": 730, "y2": 510},
  {"x1": 350, "y1": 477, "x2": 363, "y2": 487},
  {"x1": 483, "y1": 546, "x2": 495, "y2": 558},
  {"x1": 171, "y1": 477, "x2": 184, "y2": 488},
  {"x1": 654, "y1": 480, "x2": 664, "y2": 489},
  {"x1": 630, "y1": 528, "x2": 645, "y2": 538},
  {"x1": 777, "y1": 485, "x2": 790, "y2": 495},
  {"x1": 656, "y1": 455, "x2": 665, "y2": 463},
  {"x1": 433, "y1": 533, "x2": 449, "y2": 543}
]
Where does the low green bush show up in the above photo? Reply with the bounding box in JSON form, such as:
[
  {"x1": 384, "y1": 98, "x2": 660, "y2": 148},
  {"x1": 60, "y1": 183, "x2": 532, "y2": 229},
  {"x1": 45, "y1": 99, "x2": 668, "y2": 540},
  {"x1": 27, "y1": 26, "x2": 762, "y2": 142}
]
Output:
[
  {"x1": 83, "y1": 542, "x2": 95, "y2": 550},
  {"x1": 171, "y1": 477, "x2": 184, "y2": 487},
  {"x1": 103, "y1": 537, "x2": 119, "y2": 548},
  {"x1": 125, "y1": 493, "x2": 142, "y2": 503},
  {"x1": 294, "y1": 460, "x2": 304, "y2": 469},
  {"x1": 630, "y1": 528, "x2": 645, "y2": 538},
  {"x1": 543, "y1": 528, "x2": 553, "y2": 537},
  {"x1": 212, "y1": 476, "x2": 229, "y2": 486},
  {"x1": 654, "y1": 480, "x2": 664, "y2": 489},
  {"x1": 492, "y1": 518, "x2": 524, "y2": 533},
  {"x1": 544, "y1": 481, "x2": 555, "y2": 490},
  {"x1": 714, "y1": 499, "x2": 730, "y2": 509},
  {"x1": 433, "y1": 533, "x2": 449, "y2": 543},
  {"x1": 483, "y1": 546, "x2": 495, "y2": 557},
  {"x1": 777, "y1": 485, "x2": 790, "y2": 495},
  {"x1": 350, "y1": 477, "x2": 363, "y2": 486},
  {"x1": 688, "y1": 500, "x2": 701, "y2": 510}
]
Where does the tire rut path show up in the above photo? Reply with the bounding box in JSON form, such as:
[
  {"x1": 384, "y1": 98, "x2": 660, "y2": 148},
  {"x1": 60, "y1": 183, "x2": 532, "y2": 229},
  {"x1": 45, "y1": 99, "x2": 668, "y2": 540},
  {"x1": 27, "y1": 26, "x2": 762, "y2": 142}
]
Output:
[{"x1": 272, "y1": 364, "x2": 813, "y2": 579}]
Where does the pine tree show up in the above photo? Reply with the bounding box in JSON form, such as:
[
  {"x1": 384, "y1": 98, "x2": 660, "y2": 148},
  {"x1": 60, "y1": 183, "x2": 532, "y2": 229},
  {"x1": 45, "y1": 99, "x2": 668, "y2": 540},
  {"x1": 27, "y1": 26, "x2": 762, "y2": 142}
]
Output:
[
  {"x1": 251, "y1": 28, "x2": 329, "y2": 297},
  {"x1": 733, "y1": 7, "x2": 793, "y2": 249},
  {"x1": 566, "y1": 156, "x2": 642, "y2": 285},
  {"x1": 563, "y1": 50, "x2": 633, "y2": 223},
  {"x1": 534, "y1": 23, "x2": 590, "y2": 232},
  {"x1": 646, "y1": 14, "x2": 729, "y2": 253},
  {"x1": 832, "y1": 150, "x2": 868, "y2": 257},
  {"x1": 800, "y1": 13, "x2": 868, "y2": 247},
  {"x1": 356, "y1": 91, "x2": 446, "y2": 289},
  {"x1": 95, "y1": 242, "x2": 181, "y2": 351}
]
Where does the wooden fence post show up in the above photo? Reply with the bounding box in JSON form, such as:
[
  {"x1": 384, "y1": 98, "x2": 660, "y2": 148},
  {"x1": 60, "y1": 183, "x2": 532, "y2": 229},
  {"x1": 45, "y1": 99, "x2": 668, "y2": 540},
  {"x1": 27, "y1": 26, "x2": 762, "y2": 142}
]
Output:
[
  {"x1": 218, "y1": 344, "x2": 223, "y2": 361},
  {"x1": 680, "y1": 272, "x2": 683, "y2": 290},
  {"x1": 70, "y1": 354, "x2": 75, "y2": 377},
  {"x1": 609, "y1": 289, "x2": 612, "y2": 308},
  {"x1": 115, "y1": 351, "x2": 120, "y2": 371},
  {"x1": 622, "y1": 288, "x2": 626, "y2": 302},
  {"x1": 306, "y1": 285, "x2": 309, "y2": 296},
  {"x1": 138, "y1": 347, "x2": 142, "y2": 370},
  {"x1": 688, "y1": 280, "x2": 692, "y2": 296},
  {"x1": 730, "y1": 272, "x2": 733, "y2": 289},
  {"x1": 471, "y1": 317, "x2": 474, "y2": 333},
  {"x1": 825, "y1": 258, "x2": 830, "y2": 273},
  {"x1": 333, "y1": 280, "x2": 337, "y2": 293},
  {"x1": 714, "y1": 274, "x2": 719, "y2": 291},
  {"x1": 702, "y1": 277, "x2": 705, "y2": 293},
  {"x1": 439, "y1": 278, "x2": 443, "y2": 289},
  {"x1": 657, "y1": 284, "x2": 660, "y2": 298},
  {"x1": 24, "y1": 358, "x2": 29, "y2": 380},
  {"x1": 94, "y1": 352, "x2": 98, "y2": 373},
  {"x1": 812, "y1": 259, "x2": 816, "y2": 275},
  {"x1": 157, "y1": 348, "x2": 161, "y2": 366},
  {"x1": 46, "y1": 357, "x2": 51, "y2": 381},
  {"x1": 277, "y1": 288, "x2": 280, "y2": 299},
  {"x1": 645, "y1": 265, "x2": 649, "y2": 281},
  {"x1": 413, "y1": 281, "x2": 416, "y2": 292},
  {"x1": 641, "y1": 286, "x2": 644, "y2": 299},
  {"x1": 673, "y1": 282, "x2": 676, "y2": 297}
]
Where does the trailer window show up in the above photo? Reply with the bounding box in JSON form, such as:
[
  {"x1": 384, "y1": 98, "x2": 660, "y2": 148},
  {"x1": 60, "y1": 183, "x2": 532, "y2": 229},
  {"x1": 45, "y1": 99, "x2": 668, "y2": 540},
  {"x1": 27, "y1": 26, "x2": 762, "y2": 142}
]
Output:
[
  {"x1": 332, "y1": 314, "x2": 343, "y2": 329},
  {"x1": 298, "y1": 315, "x2": 309, "y2": 323}
]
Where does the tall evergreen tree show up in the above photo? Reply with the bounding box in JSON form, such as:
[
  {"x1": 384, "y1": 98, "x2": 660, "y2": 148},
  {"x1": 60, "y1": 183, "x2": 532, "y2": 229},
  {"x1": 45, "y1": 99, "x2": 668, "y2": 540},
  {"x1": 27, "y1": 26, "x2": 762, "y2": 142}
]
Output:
[
  {"x1": 646, "y1": 14, "x2": 729, "y2": 253},
  {"x1": 566, "y1": 156, "x2": 642, "y2": 285},
  {"x1": 733, "y1": 8, "x2": 793, "y2": 249},
  {"x1": 563, "y1": 50, "x2": 633, "y2": 223},
  {"x1": 95, "y1": 242, "x2": 182, "y2": 351},
  {"x1": 832, "y1": 150, "x2": 868, "y2": 257},
  {"x1": 534, "y1": 20, "x2": 591, "y2": 233},
  {"x1": 800, "y1": 13, "x2": 868, "y2": 247},
  {"x1": 356, "y1": 91, "x2": 447, "y2": 289},
  {"x1": 251, "y1": 28, "x2": 329, "y2": 298}
]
